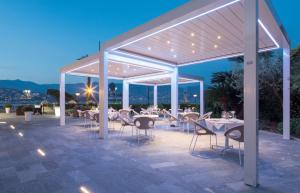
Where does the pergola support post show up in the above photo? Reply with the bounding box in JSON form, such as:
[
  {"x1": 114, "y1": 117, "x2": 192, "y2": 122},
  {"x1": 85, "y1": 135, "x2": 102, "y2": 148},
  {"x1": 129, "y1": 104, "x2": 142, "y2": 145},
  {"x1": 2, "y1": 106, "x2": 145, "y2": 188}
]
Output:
[
  {"x1": 59, "y1": 73, "x2": 65, "y2": 126},
  {"x1": 154, "y1": 85, "x2": 158, "y2": 107},
  {"x1": 123, "y1": 80, "x2": 129, "y2": 109},
  {"x1": 199, "y1": 80, "x2": 204, "y2": 115},
  {"x1": 99, "y1": 50, "x2": 109, "y2": 139},
  {"x1": 171, "y1": 68, "x2": 178, "y2": 117},
  {"x1": 244, "y1": 0, "x2": 259, "y2": 187},
  {"x1": 283, "y1": 44, "x2": 290, "y2": 140}
]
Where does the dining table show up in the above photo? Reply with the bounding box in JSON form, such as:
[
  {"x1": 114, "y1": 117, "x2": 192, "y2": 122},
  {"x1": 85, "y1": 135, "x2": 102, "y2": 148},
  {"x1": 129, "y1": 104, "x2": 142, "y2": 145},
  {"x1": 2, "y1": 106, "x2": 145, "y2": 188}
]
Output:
[
  {"x1": 133, "y1": 114, "x2": 159, "y2": 119},
  {"x1": 200, "y1": 118, "x2": 244, "y2": 151}
]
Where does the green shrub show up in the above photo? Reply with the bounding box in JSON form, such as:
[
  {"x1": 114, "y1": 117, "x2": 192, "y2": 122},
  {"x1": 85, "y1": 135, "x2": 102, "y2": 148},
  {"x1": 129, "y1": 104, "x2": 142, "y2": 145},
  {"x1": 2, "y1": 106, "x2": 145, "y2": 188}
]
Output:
[
  {"x1": 4, "y1": 104, "x2": 12, "y2": 108},
  {"x1": 278, "y1": 118, "x2": 300, "y2": 136}
]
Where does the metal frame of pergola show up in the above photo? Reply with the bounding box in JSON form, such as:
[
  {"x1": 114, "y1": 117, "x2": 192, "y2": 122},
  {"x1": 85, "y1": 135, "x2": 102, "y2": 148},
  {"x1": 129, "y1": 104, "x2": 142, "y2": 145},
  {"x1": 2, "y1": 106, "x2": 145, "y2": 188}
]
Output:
[{"x1": 60, "y1": 0, "x2": 290, "y2": 187}]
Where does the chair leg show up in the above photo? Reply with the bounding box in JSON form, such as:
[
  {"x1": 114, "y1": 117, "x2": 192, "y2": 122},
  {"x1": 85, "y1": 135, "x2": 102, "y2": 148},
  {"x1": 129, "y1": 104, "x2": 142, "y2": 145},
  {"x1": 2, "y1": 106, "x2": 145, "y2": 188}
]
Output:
[
  {"x1": 215, "y1": 135, "x2": 218, "y2": 148},
  {"x1": 189, "y1": 134, "x2": 195, "y2": 151},
  {"x1": 138, "y1": 129, "x2": 140, "y2": 144},
  {"x1": 239, "y1": 142, "x2": 242, "y2": 166},
  {"x1": 192, "y1": 135, "x2": 199, "y2": 153},
  {"x1": 119, "y1": 125, "x2": 124, "y2": 136},
  {"x1": 209, "y1": 135, "x2": 212, "y2": 149}
]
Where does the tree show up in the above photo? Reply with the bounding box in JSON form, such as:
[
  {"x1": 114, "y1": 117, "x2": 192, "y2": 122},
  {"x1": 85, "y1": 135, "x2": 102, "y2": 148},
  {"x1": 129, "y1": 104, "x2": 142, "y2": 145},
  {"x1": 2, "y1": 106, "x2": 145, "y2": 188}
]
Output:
[
  {"x1": 229, "y1": 51, "x2": 283, "y2": 121},
  {"x1": 46, "y1": 89, "x2": 74, "y2": 104},
  {"x1": 208, "y1": 71, "x2": 242, "y2": 117}
]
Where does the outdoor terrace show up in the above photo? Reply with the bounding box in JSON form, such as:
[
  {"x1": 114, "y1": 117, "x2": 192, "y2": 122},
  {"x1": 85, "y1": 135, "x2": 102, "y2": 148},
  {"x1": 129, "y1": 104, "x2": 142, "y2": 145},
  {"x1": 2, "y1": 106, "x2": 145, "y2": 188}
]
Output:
[{"x1": 0, "y1": 114, "x2": 299, "y2": 193}]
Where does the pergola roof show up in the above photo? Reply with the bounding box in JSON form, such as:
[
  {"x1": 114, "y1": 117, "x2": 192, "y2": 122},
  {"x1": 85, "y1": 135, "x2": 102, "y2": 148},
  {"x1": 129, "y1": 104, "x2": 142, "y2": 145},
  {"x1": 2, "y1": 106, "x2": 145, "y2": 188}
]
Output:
[
  {"x1": 104, "y1": 0, "x2": 287, "y2": 65},
  {"x1": 61, "y1": 0, "x2": 288, "y2": 81}
]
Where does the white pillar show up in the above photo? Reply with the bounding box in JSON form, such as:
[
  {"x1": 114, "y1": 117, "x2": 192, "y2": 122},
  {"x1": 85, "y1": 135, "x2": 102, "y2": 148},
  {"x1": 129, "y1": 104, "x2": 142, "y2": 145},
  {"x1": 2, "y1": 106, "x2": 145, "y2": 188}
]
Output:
[
  {"x1": 122, "y1": 80, "x2": 129, "y2": 109},
  {"x1": 59, "y1": 73, "x2": 65, "y2": 126},
  {"x1": 244, "y1": 0, "x2": 259, "y2": 187},
  {"x1": 154, "y1": 85, "x2": 158, "y2": 107},
  {"x1": 99, "y1": 50, "x2": 109, "y2": 139},
  {"x1": 283, "y1": 43, "x2": 290, "y2": 140},
  {"x1": 199, "y1": 80, "x2": 204, "y2": 115},
  {"x1": 171, "y1": 68, "x2": 178, "y2": 117}
]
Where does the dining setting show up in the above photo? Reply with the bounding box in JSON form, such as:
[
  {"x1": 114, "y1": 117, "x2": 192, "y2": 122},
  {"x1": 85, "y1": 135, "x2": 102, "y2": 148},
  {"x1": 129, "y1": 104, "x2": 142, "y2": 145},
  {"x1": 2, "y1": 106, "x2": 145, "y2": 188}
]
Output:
[{"x1": 75, "y1": 106, "x2": 245, "y2": 165}]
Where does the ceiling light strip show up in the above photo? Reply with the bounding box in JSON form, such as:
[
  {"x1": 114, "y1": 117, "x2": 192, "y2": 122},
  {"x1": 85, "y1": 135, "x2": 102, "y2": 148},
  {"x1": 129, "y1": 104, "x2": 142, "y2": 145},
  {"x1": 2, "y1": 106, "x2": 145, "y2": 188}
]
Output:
[
  {"x1": 258, "y1": 19, "x2": 280, "y2": 48},
  {"x1": 65, "y1": 61, "x2": 98, "y2": 74},
  {"x1": 111, "y1": 50, "x2": 175, "y2": 67},
  {"x1": 111, "y1": 0, "x2": 241, "y2": 50}
]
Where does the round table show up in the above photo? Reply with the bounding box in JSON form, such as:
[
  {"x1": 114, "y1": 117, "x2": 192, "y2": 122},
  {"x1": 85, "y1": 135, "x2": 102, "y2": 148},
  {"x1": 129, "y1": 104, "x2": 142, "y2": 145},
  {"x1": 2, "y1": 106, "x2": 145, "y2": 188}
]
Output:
[{"x1": 200, "y1": 118, "x2": 244, "y2": 150}]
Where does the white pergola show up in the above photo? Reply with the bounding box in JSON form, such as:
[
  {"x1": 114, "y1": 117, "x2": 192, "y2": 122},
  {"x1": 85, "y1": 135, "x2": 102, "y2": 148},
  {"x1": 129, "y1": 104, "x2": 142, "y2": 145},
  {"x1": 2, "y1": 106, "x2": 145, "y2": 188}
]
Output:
[{"x1": 60, "y1": 0, "x2": 290, "y2": 187}]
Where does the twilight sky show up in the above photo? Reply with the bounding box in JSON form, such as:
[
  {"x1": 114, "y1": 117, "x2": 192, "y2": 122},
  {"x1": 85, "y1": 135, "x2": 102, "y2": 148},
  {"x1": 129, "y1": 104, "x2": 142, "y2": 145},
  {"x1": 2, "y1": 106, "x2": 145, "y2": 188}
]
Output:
[{"x1": 0, "y1": 0, "x2": 299, "y2": 84}]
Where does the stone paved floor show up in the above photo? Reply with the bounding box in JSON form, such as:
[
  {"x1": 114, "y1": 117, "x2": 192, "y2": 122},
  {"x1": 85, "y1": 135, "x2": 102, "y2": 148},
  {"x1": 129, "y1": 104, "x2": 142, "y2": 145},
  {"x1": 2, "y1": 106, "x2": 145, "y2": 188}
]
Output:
[{"x1": 0, "y1": 114, "x2": 300, "y2": 193}]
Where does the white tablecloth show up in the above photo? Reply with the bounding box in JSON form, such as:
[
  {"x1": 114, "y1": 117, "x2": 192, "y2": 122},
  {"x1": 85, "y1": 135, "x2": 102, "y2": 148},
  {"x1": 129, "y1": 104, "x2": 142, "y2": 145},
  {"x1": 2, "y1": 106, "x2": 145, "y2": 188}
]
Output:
[
  {"x1": 133, "y1": 115, "x2": 159, "y2": 119},
  {"x1": 200, "y1": 118, "x2": 244, "y2": 132}
]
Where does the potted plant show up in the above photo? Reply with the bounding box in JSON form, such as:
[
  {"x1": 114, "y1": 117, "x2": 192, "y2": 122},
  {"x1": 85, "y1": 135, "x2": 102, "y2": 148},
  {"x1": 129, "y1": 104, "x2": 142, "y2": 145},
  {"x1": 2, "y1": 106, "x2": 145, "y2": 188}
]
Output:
[
  {"x1": 23, "y1": 106, "x2": 33, "y2": 121},
  {"x1": 4, "y1": 104, "x2": 12, "y2": 114}
]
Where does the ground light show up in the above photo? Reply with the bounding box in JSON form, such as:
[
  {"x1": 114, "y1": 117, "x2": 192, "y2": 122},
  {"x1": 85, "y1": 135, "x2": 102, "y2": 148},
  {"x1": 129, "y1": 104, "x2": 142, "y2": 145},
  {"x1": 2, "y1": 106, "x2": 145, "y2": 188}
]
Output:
[
  {"x1": 18, "y1": 132, "x2": 23, "y2": 137},
  {"x1": 80, "y1": 186, "x2": 91, "y2": 193},
  {"x1": 37, "y1": 148, "x2": 46, "y2": 157},
  {"x1": 10, "y1": 125, "x2": 15, "y2": 130}
]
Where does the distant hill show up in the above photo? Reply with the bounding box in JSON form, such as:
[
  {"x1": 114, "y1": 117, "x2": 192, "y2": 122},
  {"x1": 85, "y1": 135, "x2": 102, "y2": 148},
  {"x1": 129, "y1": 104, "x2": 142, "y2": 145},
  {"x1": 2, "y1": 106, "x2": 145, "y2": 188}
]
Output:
[
  {"x1": 0, "y1": 79, "x2": 205, "y2": 104},
  {"x1": 0, "y1": 79, "x2": 86, "y2": 94}
]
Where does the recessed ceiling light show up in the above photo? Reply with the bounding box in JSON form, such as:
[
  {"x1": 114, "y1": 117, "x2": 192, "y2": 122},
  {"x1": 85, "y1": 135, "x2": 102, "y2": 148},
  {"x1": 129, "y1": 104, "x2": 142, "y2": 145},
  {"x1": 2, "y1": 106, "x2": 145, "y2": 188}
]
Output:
[
  {"x1": 80, "y1": 186, "x2": 91, "y2": 193},
  {"x1": 191, "y1": 32, "x2": 195, "y2": 37},
  {"x1": 147, "y1": 47, "x2": 152, "y2": 51},
  {"x1": 214, "y1": 44, "x2": 218, "y2": 48},
  {"x1": 173, "y1": 54, "x2": 177, "y2": 58},
  {"x1": 10, "y1": 125, "x2": 15, "y2": 130},
  {"x1": 192, "y1": 50, "x2": 195, "y2": 54},
  {"x1": 133, "y1": 68, "x2": 137, "y2": 71},
  {"x1": 37, "y1": 148, "x2": 46, "y2": 157},
  {"x1": 18, "y1": 132, "x2": 23, "y2": 137},
  {"x1": 217, "y1": 35, "x2": 222, "y2": 39},
  {"x1": 170, "y1": 48, "x2": 174, "y2": 52},
  {"x1": 167, "y1": 40, "x2": 171, "y2": 44},
  {"x1": 191, "y1": 43, "x2": 195, "y2": 46}
]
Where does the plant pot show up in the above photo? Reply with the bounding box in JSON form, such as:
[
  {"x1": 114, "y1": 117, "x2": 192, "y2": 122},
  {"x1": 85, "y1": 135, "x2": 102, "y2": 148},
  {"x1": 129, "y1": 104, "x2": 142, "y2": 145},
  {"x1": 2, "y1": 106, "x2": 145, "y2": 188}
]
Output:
[
  {"x1": 54, "y1": 106, "x2": 60, "y2": 117},
  {"x1": 5, "y1": 108, "x2": 10, "y2": 114},
  {"x1": 24, "y1": 111, "x2": 33, "y2": 121}
]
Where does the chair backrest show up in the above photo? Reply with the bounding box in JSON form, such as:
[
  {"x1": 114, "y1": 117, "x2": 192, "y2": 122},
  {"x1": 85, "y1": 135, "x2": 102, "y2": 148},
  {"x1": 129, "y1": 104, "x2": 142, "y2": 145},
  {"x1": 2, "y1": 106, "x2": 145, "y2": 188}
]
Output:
[
  {"x1": 108, "y1": 111, "x2": 119, "y2": 121},
  {"x1": 224, "y1": 125, "x2": 244, "y2": 142},
  {"x1": 119, "y1": 116, "x2": 132, "y2": 126},
  {"x1": 94, "y1": 113, "x2": 99, "y2": 123},
  {"x1": 162, "y1": 109, "x2": 178, "y2": 121},
  {"x1": 183, "y1": 112, "x2": 200, "y2": 122},
  {"x1": 201, "y1": 112, "x2": 212, "y2": 119},
  {"x1": 77, "y1": 110, "x2": 84, "y2": 117},
  {"x1": 134, "y1": 117, "x2": 155, "y2": 130},
  {"x1": 192, "y1": 120, "x2": 216, "y2": 135},
  {"x1": 88, "y1": 111, "x2": 96, "y2": 120},
  {"x1": 119, "y1": 109, "x2": 131, "y2": 118}
]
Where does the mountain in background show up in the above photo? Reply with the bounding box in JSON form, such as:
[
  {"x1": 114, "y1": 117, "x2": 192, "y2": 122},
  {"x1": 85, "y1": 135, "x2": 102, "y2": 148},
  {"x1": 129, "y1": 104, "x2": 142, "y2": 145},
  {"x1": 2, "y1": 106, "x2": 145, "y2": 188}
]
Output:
[
  {"x1": 0, "y1": 79, "x2": 206, "y2": 104},
  {"x1": 0, "y1": 79, "x2": 85, "y2": 94}
]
